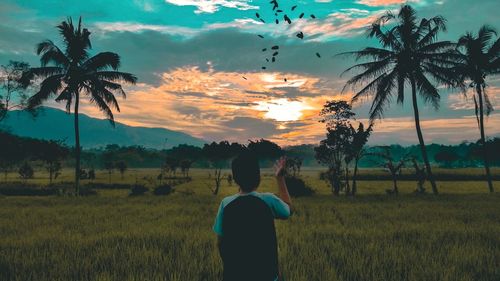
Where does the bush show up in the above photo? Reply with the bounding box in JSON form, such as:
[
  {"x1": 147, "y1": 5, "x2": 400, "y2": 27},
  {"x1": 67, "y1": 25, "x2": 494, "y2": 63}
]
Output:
[
  {"x1": 78, "y1": 186, "x2": 98, "y2": 196},
  {"x1": 285, "y1": 176, "x2": 314, "y2": 197},
  {"x1": 0, "y1": 183, "x2": 58, "y2": 196},
  {"x1": 129, "y1": 184, "x2": 148, "y2": 196},
  {"x1": 85, "y1": 183, "x2": 132, "y2": 189},
  {"x1": 154, "y1": 184, "x2": 173, "y2": 196}
]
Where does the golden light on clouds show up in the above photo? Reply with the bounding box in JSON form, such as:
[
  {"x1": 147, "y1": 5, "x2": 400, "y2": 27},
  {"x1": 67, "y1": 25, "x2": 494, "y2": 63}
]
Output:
[
  {"x1": 46, "y1": 66, "x2": 499, "y2": 146},
  {"x1": 254, "y1": 98, "x2": 314, "y2": 122}
]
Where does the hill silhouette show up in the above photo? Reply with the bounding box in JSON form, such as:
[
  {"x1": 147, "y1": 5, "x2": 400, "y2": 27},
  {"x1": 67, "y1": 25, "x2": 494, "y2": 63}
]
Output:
[{"x1": 1, "y1": 107, "x2": 205, "y2": 149}]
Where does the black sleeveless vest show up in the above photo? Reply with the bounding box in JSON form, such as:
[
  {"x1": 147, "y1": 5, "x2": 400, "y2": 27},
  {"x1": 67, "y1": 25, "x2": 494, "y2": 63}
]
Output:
[{"x1": 220, "y1": 195, "x2": 279, "y2": 281}]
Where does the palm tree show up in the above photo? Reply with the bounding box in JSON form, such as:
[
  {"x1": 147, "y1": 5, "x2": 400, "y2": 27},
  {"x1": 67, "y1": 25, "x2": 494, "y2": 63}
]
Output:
[
  {"x1": 453, "y1": 25, "x2": 499, "y2": 193},
  {"x1": 341, "y1": 5, "x2": 458, "y2": 195},
  {"x1": 21, "y1": 17, "x2": 137, "y2": 194}
]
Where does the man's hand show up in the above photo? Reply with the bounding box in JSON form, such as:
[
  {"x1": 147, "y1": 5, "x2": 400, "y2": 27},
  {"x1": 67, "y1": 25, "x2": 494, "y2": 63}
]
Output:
[
  {"x1": 274, "y1": 157, "x2": 292, "y2": 207},
  {"x1": 274, "y1": 156, "x2": 287, "y2": 178}
]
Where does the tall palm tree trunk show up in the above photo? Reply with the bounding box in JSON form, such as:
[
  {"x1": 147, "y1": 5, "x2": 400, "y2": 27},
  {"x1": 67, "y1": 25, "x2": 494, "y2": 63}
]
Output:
[
  {"x1": 477, "y1": 86, "x2": 494, "y2": 193},
  {"x1": 411, "y1": 79, "x2": 438, "y2": 194},
  {"x1": 74, "y1": 92, "x2": 81, "y2": 195}
]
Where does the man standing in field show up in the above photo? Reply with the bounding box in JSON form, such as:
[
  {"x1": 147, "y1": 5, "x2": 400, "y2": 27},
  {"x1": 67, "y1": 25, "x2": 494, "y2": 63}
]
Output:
[{"x1": 213, "y1": 152, "x2": 292, "y2": 281}]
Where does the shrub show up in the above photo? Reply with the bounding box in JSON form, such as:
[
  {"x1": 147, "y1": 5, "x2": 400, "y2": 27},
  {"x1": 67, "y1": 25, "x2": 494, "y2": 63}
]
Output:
[
  {"x1": 285, "y1": 176, "x2": 314, "y2": 197},
  {"x1": 0, "y1": 183, "x2": 58, "y2": 196},
  {"x1": 129, "y1": 184, "x2": 148, "y2": 196},
  {"x1": 78, "y1": 186, "x2": 98, "y2": 196},
  {"x1": 154, "y1": 184, "x2": 173, "y2": 196}
]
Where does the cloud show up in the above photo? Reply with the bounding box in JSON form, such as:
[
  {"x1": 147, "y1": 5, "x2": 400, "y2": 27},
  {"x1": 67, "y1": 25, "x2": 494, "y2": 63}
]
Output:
[
  {"x1": 356, "y1": 0, "x2": 419, "y2": 7},
  {"x1": 164, "y1": 0, "x2": 258, "y2": 14}
]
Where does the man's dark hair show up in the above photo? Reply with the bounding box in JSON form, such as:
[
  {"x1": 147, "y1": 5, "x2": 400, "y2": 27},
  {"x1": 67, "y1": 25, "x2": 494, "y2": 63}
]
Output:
[{"x1": 232, "y1": 151, "x2": 260, "y2": 192}]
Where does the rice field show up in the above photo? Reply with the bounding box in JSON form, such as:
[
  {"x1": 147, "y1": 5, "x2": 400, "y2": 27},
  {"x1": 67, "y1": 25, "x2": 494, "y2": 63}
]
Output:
[{"x1": 0, "y1": 169, "x2": 499, "y2": 281}]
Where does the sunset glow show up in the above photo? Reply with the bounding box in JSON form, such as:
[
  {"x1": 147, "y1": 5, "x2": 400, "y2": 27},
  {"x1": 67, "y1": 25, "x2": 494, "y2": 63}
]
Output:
[{"x1": 0, "y1": 0, "x2": 499, "y2": 145}]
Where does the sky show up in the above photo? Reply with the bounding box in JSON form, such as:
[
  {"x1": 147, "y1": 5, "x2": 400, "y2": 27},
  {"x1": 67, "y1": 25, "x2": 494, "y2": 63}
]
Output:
[{"x1": 0, "y1": 0, "x2": 499, "y2": 146}]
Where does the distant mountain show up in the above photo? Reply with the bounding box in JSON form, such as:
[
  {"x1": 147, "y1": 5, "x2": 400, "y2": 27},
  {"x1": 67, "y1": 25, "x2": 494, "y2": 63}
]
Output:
[{"x1": 0, "y1": 107, "x2": 206, "y2": 149}]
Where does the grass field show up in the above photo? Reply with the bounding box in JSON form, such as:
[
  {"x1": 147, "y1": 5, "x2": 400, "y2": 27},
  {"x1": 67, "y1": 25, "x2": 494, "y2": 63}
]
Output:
[{"x1": 0, "y1": 169, "x2": 499, "y2": 281}]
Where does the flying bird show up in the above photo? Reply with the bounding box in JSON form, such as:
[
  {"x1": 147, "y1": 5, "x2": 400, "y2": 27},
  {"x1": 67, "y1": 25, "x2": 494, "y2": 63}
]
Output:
[
  {"x1": 277, "y1": 9, "x2": 283, "y2": 13},
  {"x1": 256, "y1": 13, "x2": 260, "y2": 18},
  {"x1": 299, "y1": 13, "x2": 304, "y2": 19},
  {"x1": 316, "y1": 52, "x2": 321, "y2": 58},
  {"x1": 260, "y1": 19, "x2": 266, "y2": 23},
  {"x1": 272, "y1": 51, "x2": 279, "y2": 56},
  {"x1": 275, "y1": 19, "x2": 279, "y2": 24},
  {"x1": 284, "y1": 15, "x2": 292, "y2": 24},
  {"x1": 310, "y1": 14, "x2": 316, "y2": 19},
  {"x1": 291, "y1": 5, "x2": 297, "y2": 11},
  {"x1": 266, "y1": 58, "x2": 269, "y2": 62},
  {"x1": 262, "y1": 48, "x2": 267, "y2": 52},
  {"x1": 262, "y1": 66, "x2": 267, "y2": 70},
  {"x1": 296, "y1": 32, "x2": 304, "y2": 39},
  {"x1": 242, "y1": 76, "x2": 247, "y2": 80},
  {"x1": 271, "y1": 45, "x2": 279, "y2": 50},
  {"x1": 284, "y1": 78, "x2": 287, "y2": 82},
  {"x1": 258, "y1": 34, "x2": 264, "y2": 38},
  {"x1": 272, "y1": 57, "x2": 276, "y2": 62}
]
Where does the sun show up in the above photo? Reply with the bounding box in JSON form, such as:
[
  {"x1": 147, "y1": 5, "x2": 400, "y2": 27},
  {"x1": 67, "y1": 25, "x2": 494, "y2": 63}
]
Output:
[{"x1": 254, "y1": 98, "x2": 312, "y2": 122}]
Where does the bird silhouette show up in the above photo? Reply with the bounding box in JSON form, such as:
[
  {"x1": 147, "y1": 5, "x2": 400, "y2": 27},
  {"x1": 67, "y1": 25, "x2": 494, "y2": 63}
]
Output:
[
  {"x1": 262, "y1": 48, "x2": 267, "y2": 52},
  {"x1": 299, "y1": 13, "x2": 304, "y2": 19},
  {"x1": 258, "y1": 35, "x2": 264, "y2": 38},
  {"x1": 284, "y1": 15, "x2": 292, "y2": 24},
  {"x1": 316, "y1": 52, "x2": 321, "y2": 58},
  {"x1": 296, "y1": 32, "x2": 304, "y2": 39},
  {"x1": 291, "y1": 5, "x2": 297, "y2": 11},
  {"x1": 310, "y1": 14, "x2": 316, "y2": 19},
  {"x1": 272, "y1": 51, "x2": 279, "y2": 56},
  {"x1": 271, "y1": 45, "x2": 279, "y2": 50}
]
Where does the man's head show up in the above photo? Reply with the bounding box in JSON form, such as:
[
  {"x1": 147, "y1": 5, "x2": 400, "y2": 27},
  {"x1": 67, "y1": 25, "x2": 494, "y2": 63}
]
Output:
[{"x1": 232, "y1": 151, "x2": 260, "y2": 192}]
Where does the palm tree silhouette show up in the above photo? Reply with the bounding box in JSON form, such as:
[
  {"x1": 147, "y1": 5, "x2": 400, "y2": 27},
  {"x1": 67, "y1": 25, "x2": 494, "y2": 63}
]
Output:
[
  {"x1": 453, "y1": 25, "x2": 499, "y2": 193},
  {"x1": 341, "y1": 5, "x2": 457, "y2": 195},
  {"x1": 21, "y1": 17, "x2": 137, "y2": 194}
]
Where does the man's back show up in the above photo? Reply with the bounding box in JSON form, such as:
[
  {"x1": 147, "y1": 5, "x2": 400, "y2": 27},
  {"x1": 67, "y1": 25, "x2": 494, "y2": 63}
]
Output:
[{"x1": 220, "y1": 195, "x2": 278, "y2": 281}]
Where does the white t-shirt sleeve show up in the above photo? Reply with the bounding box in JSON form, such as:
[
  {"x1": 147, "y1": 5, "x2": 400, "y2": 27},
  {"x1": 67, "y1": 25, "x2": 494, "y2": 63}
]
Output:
[{"x1": 264, "y1": 193, "x2": 291, "y2": 219}]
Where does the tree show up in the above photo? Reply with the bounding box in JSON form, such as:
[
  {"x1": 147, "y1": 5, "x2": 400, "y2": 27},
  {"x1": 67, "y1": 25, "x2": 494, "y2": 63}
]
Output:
[
  {"x1": 18, "y1": 162, "x2": 34, "y2": 181},
  {"x1": 453, "y1": 25, "x2": 500, "y2": 192},
  {"x1": 434, "y1": 150, "x2": 459, "y2": 168},
  {"x1": 0, "y1": 131, "x2": 25, "y2": 181},
  {"x1": 20, "y1": 17, "x2": 137, "y2": 194},
  {"x1": 0, "y1": 61, "x2": 31, "y2": 121},
  {"x1": 115, "y1": 161, "x2": 127, "y2": 180},
  {"x1": 341, "y1": 5, "x2": 457, "y2": 195},
  {"x1": 202, "y1": 141, "x2": 244, "y2": 195},
  {"x1": 180, "y1": 159, "x2": 192, "y2": 177},
  {"x1": 372, "y1": 147, "x2": 408, "y2": 194},
  {"x1": 103, "y1": 161, "x2": 114, "y2": 184},
  {"x1": 346, "y1": 122, "x2": 373, "y2": 196},
  {"x1": 164, "y1": 157, "x2": 179, "y2": 176},
  {"x1": 315, "y1": 101, "x2": 355, "y2": 195},
  {"x1": 39, "y1": 140, "x2": 69, "y2": 184}
]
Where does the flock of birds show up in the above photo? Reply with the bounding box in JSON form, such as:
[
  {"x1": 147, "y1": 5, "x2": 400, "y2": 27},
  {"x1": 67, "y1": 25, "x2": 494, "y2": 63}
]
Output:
[{"x1": 243, "y1": 0, "x2": 322, "y2": 82}]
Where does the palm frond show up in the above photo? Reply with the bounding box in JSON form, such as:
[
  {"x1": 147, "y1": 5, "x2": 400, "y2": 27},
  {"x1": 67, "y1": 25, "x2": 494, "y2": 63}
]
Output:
[
  {"x1": 37, "y1": 40, "x2": 69, "y2": 67},
  {"x1": 369, "y1": 70, "x2": 397, "y2": 120},
  {"x1": 82, "y1": 52, "x2": 121, "y2": 71},
  {"x1": 414, "y1": 71, "x2": 440, "y2": 110},
  {"x1": 95, "y1": 71, "x2": 137, "y2": 84},
  {"x1": 20, "y1": 67, "x2": 65, "y2": 87},
  {"x1": 27, "y1": 74, "x2": 65, "y2": 108},
  {"x1": 478, "y1": 25, "x2": 497, "y2": 52}
]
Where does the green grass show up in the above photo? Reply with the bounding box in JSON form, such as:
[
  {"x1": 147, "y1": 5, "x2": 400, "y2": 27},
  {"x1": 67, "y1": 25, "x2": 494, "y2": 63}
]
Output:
[{"x1": 0, "y1": 169, "x2": 499, "y2": 281}]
